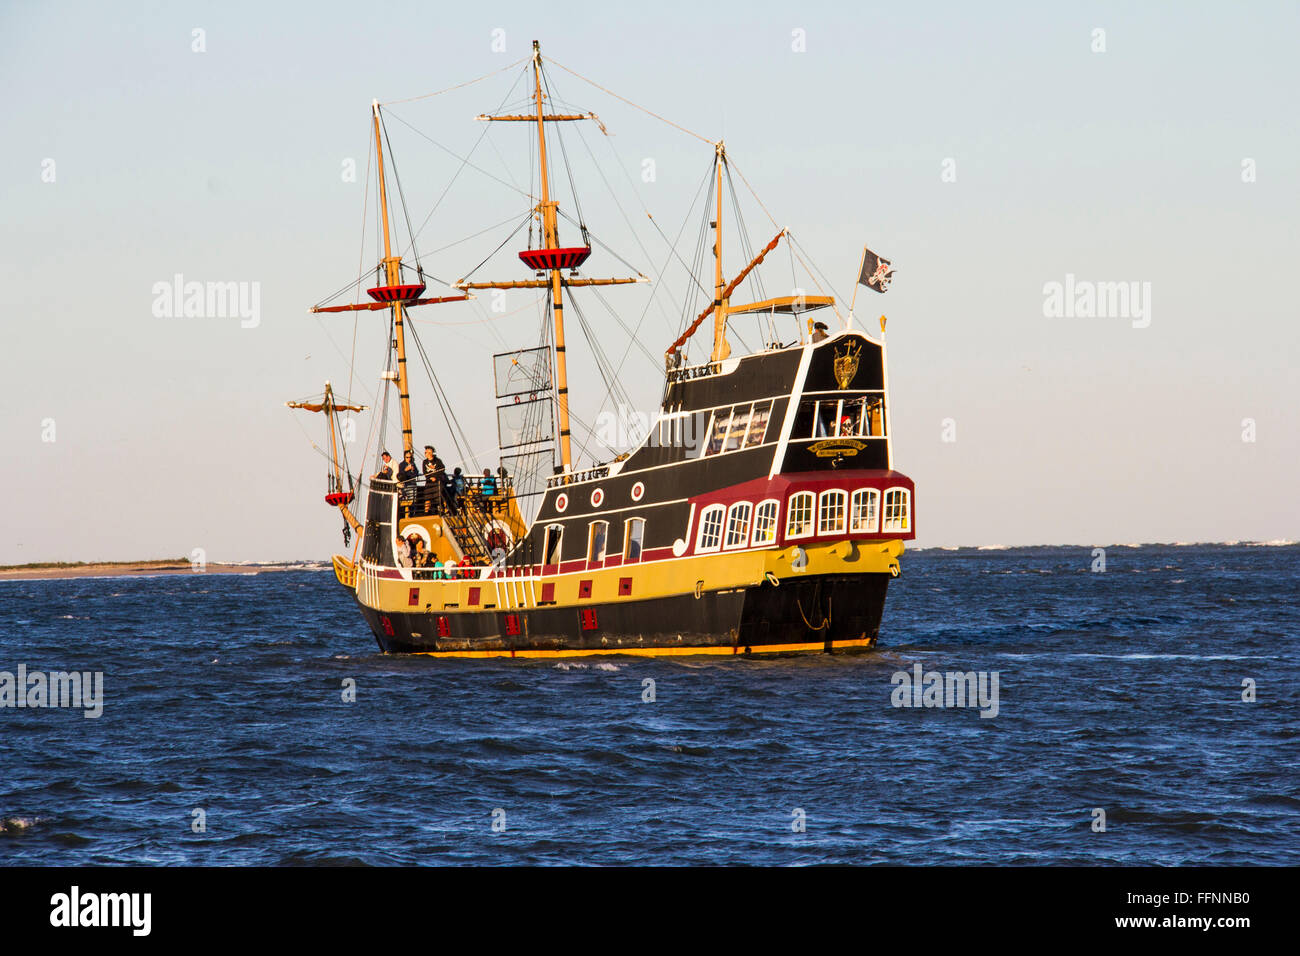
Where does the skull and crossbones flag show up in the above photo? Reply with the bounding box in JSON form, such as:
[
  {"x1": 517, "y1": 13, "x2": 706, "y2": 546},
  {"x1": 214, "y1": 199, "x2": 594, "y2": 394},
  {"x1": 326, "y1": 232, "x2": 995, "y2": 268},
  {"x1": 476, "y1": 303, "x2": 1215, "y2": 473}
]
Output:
[{"x1": 857, "y1": 247, "x2": 895, "y2": 293}]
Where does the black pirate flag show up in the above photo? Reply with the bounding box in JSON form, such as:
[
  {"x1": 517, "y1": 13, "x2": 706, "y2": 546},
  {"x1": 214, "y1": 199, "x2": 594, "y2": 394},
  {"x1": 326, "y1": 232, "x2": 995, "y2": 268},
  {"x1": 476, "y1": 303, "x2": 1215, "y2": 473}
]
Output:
[{"x1": 857, "y1": 247, "x2": 895, "y2": 293}]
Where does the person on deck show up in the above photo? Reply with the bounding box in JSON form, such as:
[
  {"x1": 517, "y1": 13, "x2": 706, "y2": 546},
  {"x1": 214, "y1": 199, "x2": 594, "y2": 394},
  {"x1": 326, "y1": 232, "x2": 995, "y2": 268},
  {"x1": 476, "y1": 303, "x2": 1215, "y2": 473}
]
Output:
[
  {"x1": 397, "y1": 450, "x2": 419, "y2": 484},
  {"x1": 373, "y1": 451, "x2": 394, "y2": 481},
  {"x1": 480, "y1": 468, "x2": 497, "y2": 513},
  {"x1": 421, "y1": 446, "x2": 445, "y2": 515},
  {"x1": 446, "y1": 467, "x2": 465, "y2": 512},
  {"x1": 431, "y1": 558, "x2": 444, "y2": 580},
  {"x1": 395, "y1": 535, "x2": 412, "y2": 568},
  {"x1": 412, "y1": 537, "x2": 432, "y2": 568},
  {"x1": 396, "y1": 450, "x2": 419, "y2": 517},
  {"x1": 442, "y1": 558, "x2": 458, "y2": 581},
  {"x1": 811, "y1": 321, "x2": 829, "y2": 343}
]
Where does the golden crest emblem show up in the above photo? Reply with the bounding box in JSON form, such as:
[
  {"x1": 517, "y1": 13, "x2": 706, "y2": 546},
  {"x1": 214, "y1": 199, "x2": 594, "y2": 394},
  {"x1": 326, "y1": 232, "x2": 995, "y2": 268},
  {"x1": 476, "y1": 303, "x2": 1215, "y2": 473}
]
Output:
[{"x1": 833, "y1": 341, "x2": 861, "y2": 389}]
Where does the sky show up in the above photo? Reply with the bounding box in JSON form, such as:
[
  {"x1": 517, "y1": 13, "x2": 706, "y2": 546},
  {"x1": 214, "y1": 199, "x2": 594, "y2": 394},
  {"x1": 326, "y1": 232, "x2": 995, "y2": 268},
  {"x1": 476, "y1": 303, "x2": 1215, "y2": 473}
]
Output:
[{"x1": 1, "y1": 0, "x2": 1297, "y2": 563}]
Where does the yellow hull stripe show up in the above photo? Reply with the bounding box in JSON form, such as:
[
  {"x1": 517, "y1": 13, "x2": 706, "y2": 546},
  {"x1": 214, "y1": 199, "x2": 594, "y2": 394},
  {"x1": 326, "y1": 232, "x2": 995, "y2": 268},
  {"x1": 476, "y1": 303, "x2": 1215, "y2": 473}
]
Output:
[
  {"x1": 406, "y1": 638, "x2": 874, "y2": 659},
  {"x1": 338, "y1": 538, "x2": 905, "y2": 613}
]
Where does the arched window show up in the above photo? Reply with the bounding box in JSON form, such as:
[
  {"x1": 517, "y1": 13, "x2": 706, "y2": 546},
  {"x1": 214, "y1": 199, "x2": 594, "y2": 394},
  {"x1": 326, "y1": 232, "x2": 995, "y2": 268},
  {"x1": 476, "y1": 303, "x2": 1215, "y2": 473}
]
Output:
[
  {"x1": 850, "y1": 488, "x2": 879, "y2": 533},
  {"x1": 696, "y1": 504, "x2": 726, "y2": 552},
  {"x1": 752, "y1": 499, "x2": 780, "y2": 546},
  {"x1": 624, "y1": 518, "x2": 645, "y2": 562},
  {"x1": 786, "y1": 491, "x2": 815, "y2": 539},
  {"x1": 543, "y1": 524, "x2": 564, "y2": 566},
  {"x1": 724, "y1": 502, "x2": 752, "y2": 549},
  {"x1": 883, "y1": 488, "x2": 911, "y2": 533},
  {"x1": 587, "y1": 520, "x2": 608, "y2": 565},
  {"x1": 818, "y1": 490, "x2": 847, "y2": 535}
]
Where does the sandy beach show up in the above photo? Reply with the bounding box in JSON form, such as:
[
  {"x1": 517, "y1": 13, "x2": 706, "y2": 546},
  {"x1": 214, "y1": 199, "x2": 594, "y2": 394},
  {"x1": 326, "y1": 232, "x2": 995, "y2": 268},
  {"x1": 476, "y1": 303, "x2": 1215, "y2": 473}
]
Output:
[{"x1": 0, "y1": 561, "x2": 323, "y2": 582}]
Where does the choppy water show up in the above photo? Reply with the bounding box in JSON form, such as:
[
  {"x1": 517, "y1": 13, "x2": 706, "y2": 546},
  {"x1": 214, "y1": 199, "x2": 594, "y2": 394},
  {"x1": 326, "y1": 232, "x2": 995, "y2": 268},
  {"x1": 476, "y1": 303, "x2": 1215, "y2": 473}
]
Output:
[{"x1": 1, "y1": 543, "x2": 1296, "y2": 865}]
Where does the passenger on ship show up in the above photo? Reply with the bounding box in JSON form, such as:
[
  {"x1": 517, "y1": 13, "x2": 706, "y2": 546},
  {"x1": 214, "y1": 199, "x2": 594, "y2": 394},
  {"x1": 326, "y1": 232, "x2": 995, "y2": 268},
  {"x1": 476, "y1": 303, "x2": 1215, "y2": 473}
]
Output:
[
  {"x1": 480, "y1": 468, "x2": 497, "y2": 513},
  {"x1": 412, "y1": 537, "x2": 432, "y2": 568},
  {"x1": 396, "y1": 450, "x2": 420, "y2": 517},
  {"x1": 394, "y1": 534, "x2": 412, "y2": 568},
  {"x1": 811, "y1": 320, "x2": 830, "y2": 342},
  {"x1": 421, "y1": 445, "x2": 445, "y2": 515},
  {"x1": 443, "y1": 557, "x2": 458, "y2": 580},
  {"x1": 447, "y1": 467, "x2": 466, "y2": 512},
  {"x1": 373, "y1": 451, "x2": 394, "y2": 481},
  {"x1": 397, "y1": 450, "x2": 419, "y2": 484},
  {"x1": 430, "y1": 558, "x2": 444, "y2": 579}
]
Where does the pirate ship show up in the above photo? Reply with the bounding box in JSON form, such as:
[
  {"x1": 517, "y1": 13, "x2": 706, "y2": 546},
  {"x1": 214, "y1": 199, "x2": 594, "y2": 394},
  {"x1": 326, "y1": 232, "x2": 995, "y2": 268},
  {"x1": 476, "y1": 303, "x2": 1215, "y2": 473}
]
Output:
[{"x1": 291, "y1": 42, "x2": 915, "y2": 657}]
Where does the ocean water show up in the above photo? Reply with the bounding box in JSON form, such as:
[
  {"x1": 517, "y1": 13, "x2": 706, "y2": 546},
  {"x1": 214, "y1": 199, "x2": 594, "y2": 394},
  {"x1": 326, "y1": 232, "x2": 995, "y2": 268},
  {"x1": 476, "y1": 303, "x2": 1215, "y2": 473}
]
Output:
[{"x1": 1, "y1": 543, "x2": 1296, "y2": 866}]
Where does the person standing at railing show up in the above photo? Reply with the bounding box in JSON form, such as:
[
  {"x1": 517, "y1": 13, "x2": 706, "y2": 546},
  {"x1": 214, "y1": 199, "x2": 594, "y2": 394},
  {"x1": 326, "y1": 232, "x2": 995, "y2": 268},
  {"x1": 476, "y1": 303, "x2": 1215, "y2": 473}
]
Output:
[
  {"x1": 397, "y1": 450, "x2": 419, "y2": 484},
  {"x1": 447, "y1": 467, "x2": 466, "y2": 512},
  {"x1": 480, "y1": 468, "x2": 497, "y2": 514},
  {"x1": 373, "y1": 451, "x2": 394, "y2": 481},
  {"x1": 396, "y1": 450, "x2": 419, "y2": 518},
  {"x1": 421, "y1": 445, "x2": 445, "y2": 515}
]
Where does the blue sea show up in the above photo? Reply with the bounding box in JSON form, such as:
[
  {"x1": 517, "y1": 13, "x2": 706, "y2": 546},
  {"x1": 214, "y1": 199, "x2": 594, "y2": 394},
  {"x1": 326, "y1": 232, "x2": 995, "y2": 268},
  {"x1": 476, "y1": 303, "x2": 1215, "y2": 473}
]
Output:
[{"x1": 1, "y1": 543, "x2": 1296, "y2": 866}]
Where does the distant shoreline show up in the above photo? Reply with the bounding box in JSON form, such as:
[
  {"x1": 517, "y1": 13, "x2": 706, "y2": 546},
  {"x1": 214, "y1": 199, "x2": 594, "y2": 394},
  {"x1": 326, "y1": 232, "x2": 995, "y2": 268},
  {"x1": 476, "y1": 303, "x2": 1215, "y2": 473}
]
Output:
[{"x1": 0, "y1": 560, "x2": 323, "y2": 582}]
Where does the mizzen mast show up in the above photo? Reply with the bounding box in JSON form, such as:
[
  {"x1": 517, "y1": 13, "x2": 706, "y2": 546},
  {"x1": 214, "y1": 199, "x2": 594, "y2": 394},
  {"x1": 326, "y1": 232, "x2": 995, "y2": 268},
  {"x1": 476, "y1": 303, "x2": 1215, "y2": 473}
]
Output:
[{"x1": 711, "y1": 141, "x2": 730, "y2": 363}]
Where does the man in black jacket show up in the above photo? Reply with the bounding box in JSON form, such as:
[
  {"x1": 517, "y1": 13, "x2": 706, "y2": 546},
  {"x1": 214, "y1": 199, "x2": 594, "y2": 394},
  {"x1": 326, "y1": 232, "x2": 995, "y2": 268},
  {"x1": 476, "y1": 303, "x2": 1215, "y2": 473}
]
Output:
[{"x1": 421, "y1": 445, "x2": 445, "y2": 515}]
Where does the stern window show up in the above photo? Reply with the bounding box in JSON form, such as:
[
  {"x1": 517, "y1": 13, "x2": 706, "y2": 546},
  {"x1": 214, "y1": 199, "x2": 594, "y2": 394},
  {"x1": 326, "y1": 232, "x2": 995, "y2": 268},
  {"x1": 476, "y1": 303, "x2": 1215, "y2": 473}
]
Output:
[
  {"x1": 696, "y1": 504, "x2": 725, "y2": 552},
  {"x1": 850, "y1": 488, "x2": 880, "y2": 533},
  {"x1": 752, "y1": 499, "x2": 779, "y2": 546},
  {"x1": 818, "y1": 490, "x2": 847, "y2": 535},
  {"x1": 883, "y1": 488, "x2": 910, "y2": 533},
  {"x1": 786, "y1": 492, "x2": 815, "y2": 539},
  {"x1": 724, "y1": 502, "x2": 752, "y2": 549}
]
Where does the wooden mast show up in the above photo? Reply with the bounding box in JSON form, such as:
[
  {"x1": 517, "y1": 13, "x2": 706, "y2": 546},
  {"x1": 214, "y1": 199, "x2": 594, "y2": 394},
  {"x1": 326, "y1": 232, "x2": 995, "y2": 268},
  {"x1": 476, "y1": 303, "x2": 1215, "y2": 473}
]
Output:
[
  {"x1": 286, "y1": 382, "x2": 365, "y2": 533},
  {"x1": 324, "y1": 382, "x2": 363, "y2": 534},
  {"x1": 372, "y1": 99, "x2": 415, "y2": 457},
  {"x1": 531, "y1": 40, "x2": 574, "y2": 472},
  {"x1": 710, "y1": 142, "x2": 731, "y2": 363},
  {"x1": 457, "y1": 42, "x2": 645, "y2": 471}
]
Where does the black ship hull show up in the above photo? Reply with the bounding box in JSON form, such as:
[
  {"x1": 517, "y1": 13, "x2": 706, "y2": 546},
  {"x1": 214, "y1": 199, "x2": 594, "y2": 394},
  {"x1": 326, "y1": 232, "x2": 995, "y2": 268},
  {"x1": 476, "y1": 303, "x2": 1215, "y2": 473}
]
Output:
[{"x1": 356, "y1": 571, "x2": 890, "y2": 657}]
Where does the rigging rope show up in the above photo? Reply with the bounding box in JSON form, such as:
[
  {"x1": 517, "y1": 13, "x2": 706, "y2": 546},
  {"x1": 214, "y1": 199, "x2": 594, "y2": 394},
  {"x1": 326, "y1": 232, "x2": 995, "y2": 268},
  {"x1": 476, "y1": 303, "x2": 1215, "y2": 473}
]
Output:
[
  {"x1": 380, "y1": 56, "x2": 531, "y2": 105},
  {"x1": 546, "y1": 57, "x2": 714, "y2": 146}
]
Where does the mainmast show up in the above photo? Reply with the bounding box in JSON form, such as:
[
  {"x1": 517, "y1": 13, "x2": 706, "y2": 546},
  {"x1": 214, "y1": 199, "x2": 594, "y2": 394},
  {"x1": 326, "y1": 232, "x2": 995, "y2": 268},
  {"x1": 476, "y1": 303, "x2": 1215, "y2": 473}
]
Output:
[
  {"x1": 531, "y1": 42, "x2": 575, "y2": 472},
  {"x1": 457, "y1": 40, "x2": 645, "y2": 474},
  {"x1": 372, "y1": 99, "x2": 415, "y2": 457}
]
